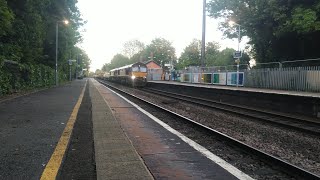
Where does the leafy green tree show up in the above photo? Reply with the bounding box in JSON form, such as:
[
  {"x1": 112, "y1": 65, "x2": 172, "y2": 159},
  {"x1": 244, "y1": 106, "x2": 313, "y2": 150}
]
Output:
[
  {"x1": 177, "y1": 40, "x2": 221, "y2": 69},
  {"x1": 130, "y1": 51, "x2": 144, "y2": 63},
  {"x1": 207, "y1": 0, "x2": 320, "y2": 64},
  {"x1": 122, "y1": 40, "x2": 145, "y2": 59},
  {"x1": 101, "y1": 63, "x2": 109, "y2": 72},
  {"x1": 141, "y1": 38, "x2": 176, "y2": 67},
  {"x1": 102, "y1": 54, "x2": 130, "y2": 71},
  {"x1": 2, "y1": 0, "x2": 85, "y2": 67},
  {"x1": 73, "y1": 47, "x2": 91, "y2": 74},
  {"x1": 177, "y1": 39, "x2": 201, "y2": 69},
  {"x1": 95, "y1": 69, "x2": 103, "y2": 76},
  {"x1": 205, "y1": 42, "x2": 220, "y2": 66},
  {"x1": 0, "y1": 0, "x2": 13, "y2": 38},
  {"x1": 0, "y1": 0, "x2": 89, "y2": 95},
  {"x1": 177, "y1": 39, "x2": 250, "y2": 69},
  {"x1": 214, "y1": 48, "x2": 250, "y2": 67}
]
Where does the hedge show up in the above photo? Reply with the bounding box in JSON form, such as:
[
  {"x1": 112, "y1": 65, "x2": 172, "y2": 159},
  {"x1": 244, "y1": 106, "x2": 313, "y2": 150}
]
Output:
[{"x1": 0, "y1": 61, "x2": 67, "y2": 96}]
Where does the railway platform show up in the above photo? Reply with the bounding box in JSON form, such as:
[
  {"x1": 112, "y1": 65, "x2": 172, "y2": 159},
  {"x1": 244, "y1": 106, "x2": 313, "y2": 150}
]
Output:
[
  {"x1": 147, "y1": 81, "x2": 320, "y2": 120},
  {"x1": 89, "y1": 79, "x2": 153, "y2": 180},
  {"x1": 148, "y1": 80, "x2": 320, "y2": 98},
  {"x1": 90, "y1": 79, "x2": 251, "y2": 179},
  {"x1": 0, "y1": 78, "x2": 254, "y2": 179},
  {"x1": 0, "y1": 79, "x2": 87, "y2": 179}
]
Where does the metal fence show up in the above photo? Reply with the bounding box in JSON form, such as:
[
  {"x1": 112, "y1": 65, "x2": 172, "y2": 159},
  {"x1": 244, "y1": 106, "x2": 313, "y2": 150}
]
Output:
[
  {"x1": 244, "y1": 66, "x2": 320, "y2": 92},
  {"x1": 178, "y1": 66, "x2": 320, "y2": 92}
]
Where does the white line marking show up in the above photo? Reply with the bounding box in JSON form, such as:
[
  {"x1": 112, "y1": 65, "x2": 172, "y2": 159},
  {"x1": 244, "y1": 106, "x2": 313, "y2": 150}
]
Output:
[{"x1": 103, "y1": 84, "x2": 254, "y2": 180}]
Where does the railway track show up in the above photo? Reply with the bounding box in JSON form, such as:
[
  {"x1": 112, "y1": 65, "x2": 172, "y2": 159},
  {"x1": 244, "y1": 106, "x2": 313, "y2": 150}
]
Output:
[
  {"x1": 142, "y1": 87, "x2": 320, "y2": 136},
  {"x1": 97, "y1": 80, "x2": 320, "y2": 179}
]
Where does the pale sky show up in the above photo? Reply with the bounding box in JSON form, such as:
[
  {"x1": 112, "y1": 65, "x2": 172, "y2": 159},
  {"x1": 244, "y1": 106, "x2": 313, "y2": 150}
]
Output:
[{"x1": 77, "y1": 0, "x2": 246, "y2": 71}]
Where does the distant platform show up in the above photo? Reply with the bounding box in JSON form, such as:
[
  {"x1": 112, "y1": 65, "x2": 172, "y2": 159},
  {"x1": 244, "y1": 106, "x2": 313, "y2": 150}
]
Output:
[
  {"x1": 148, "y1": 80, "x2": 320, "y2": 98},
  {"x1": 147, "y1": 80, "x2": 320, "y2": 119}
]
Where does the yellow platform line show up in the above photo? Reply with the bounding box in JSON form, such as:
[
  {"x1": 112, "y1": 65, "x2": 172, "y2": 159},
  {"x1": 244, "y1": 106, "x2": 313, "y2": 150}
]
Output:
[{"x1": 40, "y1": 81, "x2": 87, "y2": 180}]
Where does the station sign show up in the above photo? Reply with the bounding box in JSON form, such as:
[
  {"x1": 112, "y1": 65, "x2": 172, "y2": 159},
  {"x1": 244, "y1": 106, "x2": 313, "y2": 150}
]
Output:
[
  {"x1": 233, "y1": 51, "x2": 242, "y2": 58},
  {"x1": 68, "y1": 59, "x2": 77, "y2": 65}
]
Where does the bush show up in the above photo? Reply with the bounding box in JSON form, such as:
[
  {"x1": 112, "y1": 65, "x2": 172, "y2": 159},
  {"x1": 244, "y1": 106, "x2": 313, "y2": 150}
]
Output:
[{"x1": 0, "y1": 61, "x2": 59, "y2": 96}]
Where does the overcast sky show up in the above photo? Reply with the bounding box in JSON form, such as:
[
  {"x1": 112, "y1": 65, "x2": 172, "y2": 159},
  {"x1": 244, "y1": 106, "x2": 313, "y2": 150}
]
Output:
[{"x1": 77, "y1": 0, "x2": 245, "y2": 71}]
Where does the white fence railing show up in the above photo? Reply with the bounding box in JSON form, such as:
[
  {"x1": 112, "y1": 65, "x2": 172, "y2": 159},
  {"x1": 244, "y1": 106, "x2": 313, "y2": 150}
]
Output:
[
  {"x1": 244, "y1": 66, "x2": 320, "y2": 92},
  {"x1": 179, "y1": 66, "x2": 320, "y2": 92}
]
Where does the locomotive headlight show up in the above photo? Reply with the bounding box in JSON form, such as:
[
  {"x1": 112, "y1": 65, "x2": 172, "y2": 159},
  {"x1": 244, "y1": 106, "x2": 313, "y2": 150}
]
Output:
[{"x1": 131, "y1": 75, "x2": 136, "y2": 80}]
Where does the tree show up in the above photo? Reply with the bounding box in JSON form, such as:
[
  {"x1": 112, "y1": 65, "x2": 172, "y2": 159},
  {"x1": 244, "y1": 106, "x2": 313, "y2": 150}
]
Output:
[
  {"x1": 207, "y1": 0, "x2": 320, "y2": 64},
  {"x1": 1, "y1": 0, "x2": 86, "y2": 67},
  {"x1": 130, "y1": 51, "x2": 144, "y2": 63},
  {"x1": 0, "y1": 0, "x2": 14, "y2": 62},
  {"x1": 0, "y1": 0, "x2": 89, "y2": 94},
  {"x1": 95, "y1": 69, "x2": 103, "y2": 76},
  {"x1": 177, "y1": 40, "x2": 221, "y2": 69},
  {"x1": 0, "y1": 0, "x2": 13, "y2": 38},
  {"x1": 177, "y1": 39, "x2": 250, "y2": 69},
  {"x1": 177, "y1": 39, "x2": 201, "y2": 69},
  {"x1": 101, "y1": 63, "x2": 109, "y2": 72},
  {"x1": 74, "y1": 47, "x2": 91, "y2": 73},
  {"x1": 141, "y1": 38, "x2": 176, "y2": 67},
  {"x1": 205, "y1": 42, "x2": 220, "y2": 66},
  {"x1": 122, "y1": 40, "x2": 145, "y2": 59},
  {"x1": 214, "y1": 48, "x2": 250, "y2": 67},
  {"x1": 102, "y1": 54, "x2": 130, "y2": 71}
]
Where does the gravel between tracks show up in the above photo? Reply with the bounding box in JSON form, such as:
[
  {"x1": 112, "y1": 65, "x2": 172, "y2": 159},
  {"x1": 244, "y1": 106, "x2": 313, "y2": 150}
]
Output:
[{"x1": 106, "y1": 82, "x2": 320, "y2": 177}]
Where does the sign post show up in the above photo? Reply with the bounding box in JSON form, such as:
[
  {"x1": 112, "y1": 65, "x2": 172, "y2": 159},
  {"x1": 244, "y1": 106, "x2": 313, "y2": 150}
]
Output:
[
  {"x1": 235, "y1": 58, "x2": 240, "y2": 87},
  {"x1": 68, "y1": 59, "x2": 77, "y2": 81},
  {"x1": 233, "y1": 51, "x2": 242, "y2": 59}
]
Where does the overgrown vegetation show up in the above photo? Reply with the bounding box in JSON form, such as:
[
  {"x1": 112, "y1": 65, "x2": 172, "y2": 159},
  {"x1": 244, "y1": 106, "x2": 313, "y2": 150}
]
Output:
[
  {"x1": 101, "y1": 1, "x2": 320, "y2": 72},
  {"x1": 101, "y1": 38, "x2": 250, "y2": 71},
  {"x1": 102, "y1": 38, "x2": 177, "y2": 72},
  {"x1": 207, "y1": 0, "x2": 320, "y2": 64},
  {"x1": 0, "y1": 0, "x2": 90, "y2": 96},
  {"x1": 176, "y1": 39, "x2": 250, "y2": 69}
]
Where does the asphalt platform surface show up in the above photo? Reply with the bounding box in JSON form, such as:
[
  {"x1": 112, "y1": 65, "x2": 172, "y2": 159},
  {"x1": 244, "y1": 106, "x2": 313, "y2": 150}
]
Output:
[
  {"x1": 0, "y1": 80, "x2": 86, "y2": 179},
  {"x1": 58, "y1": 82, "x2": 96, "y2": 179}
]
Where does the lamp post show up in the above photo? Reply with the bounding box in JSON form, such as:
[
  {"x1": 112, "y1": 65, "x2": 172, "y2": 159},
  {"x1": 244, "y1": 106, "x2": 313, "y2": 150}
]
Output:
[
  {"x1": 229, "y1": 21, "x2": 241, "y2": 87},
  {"x1": 55, "y1": 20, "x2": 69, "y2": 86},
  {"x1": 201, "y1": 0, "x2": 206, "y2": 67}
]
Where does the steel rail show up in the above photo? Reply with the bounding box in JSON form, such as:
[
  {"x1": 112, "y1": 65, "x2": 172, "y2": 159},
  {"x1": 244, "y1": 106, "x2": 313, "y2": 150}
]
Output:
[
  {"x1": 97, "y1": 80, "x2": 320, "y2": 179},
  {"x1": 142, "y1": 87, "x2": 320, "y2": 136}
]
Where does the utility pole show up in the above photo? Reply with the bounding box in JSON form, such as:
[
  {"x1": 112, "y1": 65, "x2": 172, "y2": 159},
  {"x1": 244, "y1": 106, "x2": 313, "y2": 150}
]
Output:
[
  {"x1": 201, "y1": 0, "x2": 206, "y2": 67},
  {"x1": 236, "y1": 24, "x2": 240, "y2": 87}
]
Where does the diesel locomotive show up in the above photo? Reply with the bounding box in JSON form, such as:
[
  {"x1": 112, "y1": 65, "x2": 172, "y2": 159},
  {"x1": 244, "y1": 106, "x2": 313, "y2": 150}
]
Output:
[{"x1": 108, "y1": 62, "x2": 148, "y2": 87}]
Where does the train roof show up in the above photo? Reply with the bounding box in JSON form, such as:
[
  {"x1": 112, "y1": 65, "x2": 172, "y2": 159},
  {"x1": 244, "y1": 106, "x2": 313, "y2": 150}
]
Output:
[{"x1": 109, "y1": 62, "x2": 146, "y2": 72}]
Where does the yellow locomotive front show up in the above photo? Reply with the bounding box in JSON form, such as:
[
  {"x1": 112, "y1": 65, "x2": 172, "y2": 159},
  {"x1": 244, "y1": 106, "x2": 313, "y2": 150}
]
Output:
[{"x1": 129, "y1": 62, "x2": 147, "y2": 87}]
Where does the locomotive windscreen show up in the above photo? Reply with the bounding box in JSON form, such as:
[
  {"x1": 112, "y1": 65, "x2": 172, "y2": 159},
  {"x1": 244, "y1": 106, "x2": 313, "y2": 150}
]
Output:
[
  {"x1": 132, "y1": 66, "x2": 139, "y2": 72},
  {"x1": 140, "y1": 67, "x2": 147, "y2": 72},
  {"x1": 132, "y1": 65, "x2": 147, "y2": 72}
]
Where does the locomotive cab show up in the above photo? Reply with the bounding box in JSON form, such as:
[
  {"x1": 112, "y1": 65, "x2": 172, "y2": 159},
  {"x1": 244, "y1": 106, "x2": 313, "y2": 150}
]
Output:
[
  {"x1": 130, "y1": 62, "x2": 147, "y2": 86},
  {"x1": 108, "y1": 62, "x2": 148, "y2": 87}
]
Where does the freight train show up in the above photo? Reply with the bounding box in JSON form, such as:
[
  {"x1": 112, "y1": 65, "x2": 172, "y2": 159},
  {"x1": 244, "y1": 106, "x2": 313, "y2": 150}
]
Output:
[{"x1": 107, "y1": 62, "x2": 148, "y2": 87}]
